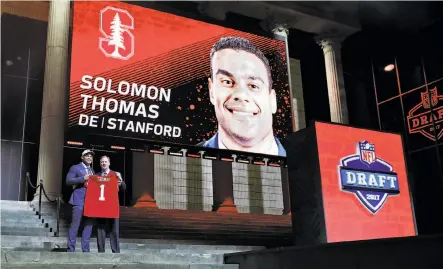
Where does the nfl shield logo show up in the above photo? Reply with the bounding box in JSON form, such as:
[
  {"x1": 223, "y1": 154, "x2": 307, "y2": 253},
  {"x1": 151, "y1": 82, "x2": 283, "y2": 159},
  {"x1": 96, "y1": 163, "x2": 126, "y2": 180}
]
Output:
[
  {"x1": 421, "y1": 87, "x2": 438, "y2": 109},
  {"x1": 339, "y1": 140, "x2": 400, "y2": 214},
  {"x1": 358, "y1": 141, "x2": 376, "y2": 165}
]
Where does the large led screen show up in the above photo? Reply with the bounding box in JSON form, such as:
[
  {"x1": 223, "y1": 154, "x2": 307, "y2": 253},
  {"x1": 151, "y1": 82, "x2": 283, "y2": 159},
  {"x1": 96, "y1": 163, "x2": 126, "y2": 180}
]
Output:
[
  {"x1": 68, "y1": 1, "x2": 292, "y2": 157},
  {"x1": 315, "y1": 122, "x2": 416, "y2": 242}
]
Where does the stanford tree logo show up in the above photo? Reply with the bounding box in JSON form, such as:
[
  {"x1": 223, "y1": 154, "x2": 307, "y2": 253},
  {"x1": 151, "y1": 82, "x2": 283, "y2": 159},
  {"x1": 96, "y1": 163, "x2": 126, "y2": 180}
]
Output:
[
  {"x1": 338, "y1": 141, "x2": 400, "y2": 214},
  {"x1": 99, "y1": 6, "x2": 135, "y2": 60},
  {"x1": 407, "y1": 87, "x2": 443, "y2": 141}
]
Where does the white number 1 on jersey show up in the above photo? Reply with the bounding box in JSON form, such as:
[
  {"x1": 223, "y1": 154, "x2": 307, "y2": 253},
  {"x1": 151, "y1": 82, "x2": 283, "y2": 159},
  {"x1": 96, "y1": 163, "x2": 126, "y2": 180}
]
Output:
[{"x1": 99, "y1": 184, "x2": 105, "y2": 201}]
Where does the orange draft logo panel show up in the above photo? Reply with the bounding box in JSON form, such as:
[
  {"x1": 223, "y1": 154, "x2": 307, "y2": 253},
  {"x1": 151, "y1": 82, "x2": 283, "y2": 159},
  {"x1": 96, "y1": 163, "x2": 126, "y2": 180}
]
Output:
[
  {"x1": 407, "y1": 86, "x2": 443, "y2": 141},
  {"x1": 315, "y1": 122, "x2": 416, "y2": 243}
]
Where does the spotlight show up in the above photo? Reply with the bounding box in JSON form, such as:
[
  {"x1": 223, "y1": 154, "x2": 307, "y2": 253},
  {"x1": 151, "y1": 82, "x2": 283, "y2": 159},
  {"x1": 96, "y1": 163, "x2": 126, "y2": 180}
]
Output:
[
  {"x1": 130, "y1": 148, "x2": 145, "y2": 152},
  {"x1": 148, "y1": 145, "x2": 164, "y2": 155},
  {"x1": 203, "y1": 151, "x2": 218, "y2": 160},
  {"x1": 219, "y1": 152, "x2": 234, "y2": 162},
  {"x1": 186, "y1": 148, "x2": 202, "y2": 158},
  {"x1": 236, "y1": 155, "x2": 250, "y2": 164},
  {"x1": 268, "y1": 158, "x2": 282, "y2": 167},
  {"x1": 67, "y1": 141, "x2": 83, "y2": 146},
  {"x1": 168, "y1": 147, "x2": 184, "y2": 157},
  {"x1": 384, "y1": 64, "x2": 395, "y2": 72},
  {"x1": 252, "y1": 157, "x2": 266, "y2": 166},
  {"x1": 90, "y1": 144, "x2": 105, "y2": 149}
]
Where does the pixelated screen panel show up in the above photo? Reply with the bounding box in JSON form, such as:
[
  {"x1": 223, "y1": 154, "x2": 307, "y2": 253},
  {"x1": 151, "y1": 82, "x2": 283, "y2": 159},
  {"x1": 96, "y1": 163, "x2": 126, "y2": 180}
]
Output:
[
  {"x1": 68, "y1": 1, "x2": 292, "y2": 157},
  {"x1": 315, "y1": 122, "x2": 416, "y2": 242}
]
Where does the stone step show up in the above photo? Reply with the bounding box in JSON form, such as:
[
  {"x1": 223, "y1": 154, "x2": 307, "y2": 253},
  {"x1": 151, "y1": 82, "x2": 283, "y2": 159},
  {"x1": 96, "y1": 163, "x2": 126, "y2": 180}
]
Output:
[
  {"x1": 2, "y1": 244, "x2": 259, "y2": 255},
  {"x1": 0, "y1": 235, "x2": 262, "y2": 252},
  {"x1": 40, "y1": 216, "x2": 290, "y2": 228},
  {"x1": 54, "y1": 230, "x2": 290, "y2": 240},
  {"x1": 1, "y1": 226, "x2": 52, "y2": 233},
  {"x1": 36, "y1": 223, "x2": 289, "y2": 236},
  {"x1": 54, "y1": 216, "x2": 290, "y2": 227},
  {"x1": 0, "y1": 212, "x2": 40, "y2": 218},
  {"x1": 0, "y1": 211, "x2": 65, "y2": 223},
  {"x1": 0, "y1": 207, "x2": 34, "y2": 213},
  {"x1": 37, "y1": 219, "x2": 290, "y2": 232},
  {"x1": 32, "y1": 206, "x2": 290, "y2": 223},
  {"x1": 9, "y1": 201, "x2": 289, "y2": 222},
  {"x1": 31, "y1": 221, "x2": 291, "y2": 234},
  {"x1": 1, "y1": 219, "x2": 49, "y2": 227},
  {"x1": 1, "y1": 251, "x2": 224, "y2": 265},
  {"x1": 5, "y1": 229, "x2": 286, "y2": 246},
  {"x1": 3, "y1": 222, "x2": 289, "y2": 240},
  {"x1": 0, "y1": 264, "x2": 238, "y2": 269},
  {"x1": 0, "y1": 200, "x2": 31, "y2": 206},
  {"x1": 1, "y1": 247, "x2": 249, "y2": 255},
  {"x1": 0, "y1": 215, "x2": 59, "y2": 226},
  {"x1": 0, "y1": 235, "x2": 259, "y2": 249},
  {"x1": 0, "y1": 208, "x2": 34, "y2": 213},
  {"x1": 28, "y1": 206, "x2": 291, "y2": 227},
  {"x1": 0, "y1": 205, "x2": 33, "y2": 211},
  {"x1": 51, "y1": 233, "x2": 290, "y2": 247},
  {"x1": 0, "y1": 219, "x2": 61, "y2": 230},
  {"x1": 1, "y1": 201, "x2": 291, "y2": 247},
  {"x1": 1, "y1": 228, "x2": 55, "y2": 237}
]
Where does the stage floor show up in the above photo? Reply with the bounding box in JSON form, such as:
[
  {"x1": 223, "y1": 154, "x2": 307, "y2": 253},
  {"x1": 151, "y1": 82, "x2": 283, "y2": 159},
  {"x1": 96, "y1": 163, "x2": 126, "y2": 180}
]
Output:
[{"x1": 224, "y1": 234, "x2": 443, "y2": 269}]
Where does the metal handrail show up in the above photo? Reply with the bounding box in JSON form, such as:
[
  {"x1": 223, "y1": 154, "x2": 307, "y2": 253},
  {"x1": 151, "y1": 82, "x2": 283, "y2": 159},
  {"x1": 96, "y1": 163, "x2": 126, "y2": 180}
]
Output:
[
  {"x1": 38, "y1": 179, "x2": 43, "y2": 219},
  {"x1": 56, "y1": 196, "x2": 61, "y2": 237},
  {"x1": 25, "y1": 172, "x2": 61, "y2": 237}
]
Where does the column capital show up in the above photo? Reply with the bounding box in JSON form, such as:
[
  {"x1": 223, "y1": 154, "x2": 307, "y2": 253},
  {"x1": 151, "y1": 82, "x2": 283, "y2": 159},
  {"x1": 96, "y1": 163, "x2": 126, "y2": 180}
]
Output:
[
  {"x1": 272, "y1": 24, "x2": 289, "y2": 38},
  {"x1": 315, "y1": 32, "x2": 346, "y2": 51}
]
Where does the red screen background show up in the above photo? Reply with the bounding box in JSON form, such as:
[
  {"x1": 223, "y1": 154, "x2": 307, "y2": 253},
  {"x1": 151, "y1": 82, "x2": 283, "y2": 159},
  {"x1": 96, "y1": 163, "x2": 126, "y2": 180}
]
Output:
[
  {"x1": 69, "y1": 1, "x2": 292, "y2": 148},
  {"x1": 315, "y1": 122, "x2": 416, "y2": 242}
]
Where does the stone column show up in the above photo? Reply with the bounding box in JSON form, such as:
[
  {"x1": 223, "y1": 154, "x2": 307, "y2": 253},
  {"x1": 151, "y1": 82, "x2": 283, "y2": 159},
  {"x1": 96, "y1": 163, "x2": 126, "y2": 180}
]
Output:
[
  {"x1": 272, "y1": 25, "x2": 299, "y2": 132},
  {"x1": 132, "y1": 151, "x2": 157, "y2": 208},
  {"x1": 273, "y1": 25, "x2": 292, "y2": 215},
  {"x1": 213, "y1": 160, "x2": 237, "y2": 213},
  {"x1": 316, "y1": 36, "x2": 349, "y2": 124},
  {"x1": 33, "y1": 0, "x2": 70, "y2": 203},
  {"x1": 289, "y1": 58, "x2": 306, "y2": 130}
]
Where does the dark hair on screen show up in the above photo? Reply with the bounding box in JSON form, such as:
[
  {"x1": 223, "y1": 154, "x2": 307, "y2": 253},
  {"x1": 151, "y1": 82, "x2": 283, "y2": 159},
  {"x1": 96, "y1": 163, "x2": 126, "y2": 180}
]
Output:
[{"x1": 209, "y1": 36, "x2": 273, "y2": 89}]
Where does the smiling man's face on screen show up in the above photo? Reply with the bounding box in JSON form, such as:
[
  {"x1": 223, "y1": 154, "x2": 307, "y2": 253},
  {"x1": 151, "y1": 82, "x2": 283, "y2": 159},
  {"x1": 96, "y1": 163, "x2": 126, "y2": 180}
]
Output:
[{"x1": 209, "y1": 47, "x2": 277, "y2": 149}]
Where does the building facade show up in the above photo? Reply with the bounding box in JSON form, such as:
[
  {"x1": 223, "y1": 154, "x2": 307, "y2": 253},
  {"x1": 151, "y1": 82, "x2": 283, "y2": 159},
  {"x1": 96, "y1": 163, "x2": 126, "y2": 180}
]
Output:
[{"x1": 2, "y1": 1, "x2": 442, "y2": 235}]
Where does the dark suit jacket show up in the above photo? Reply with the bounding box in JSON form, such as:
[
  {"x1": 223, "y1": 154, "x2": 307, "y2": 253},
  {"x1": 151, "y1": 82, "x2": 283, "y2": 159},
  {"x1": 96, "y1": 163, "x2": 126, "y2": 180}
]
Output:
[
  {"x1": 66, "y1": 162, "x2": 94, "y2": 206},
  {"x1": 197, "y1": 132, "x2": 287, "y2": 157}
]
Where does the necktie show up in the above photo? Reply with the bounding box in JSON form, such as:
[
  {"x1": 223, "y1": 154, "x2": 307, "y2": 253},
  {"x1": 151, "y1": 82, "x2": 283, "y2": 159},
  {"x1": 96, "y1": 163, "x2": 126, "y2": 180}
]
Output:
[{"x1": 84, "y1": 167, "x2": 92, "y2": 188}]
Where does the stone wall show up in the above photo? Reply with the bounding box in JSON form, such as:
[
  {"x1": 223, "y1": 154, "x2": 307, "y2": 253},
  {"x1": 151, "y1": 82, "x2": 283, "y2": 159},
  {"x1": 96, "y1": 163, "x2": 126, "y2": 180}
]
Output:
[
  {"x1": 154, "y1": 154, "x2": 213, "y2": 211},
  {"x1": 232, "y1": 163, "x2": 284, "y2": 215}
]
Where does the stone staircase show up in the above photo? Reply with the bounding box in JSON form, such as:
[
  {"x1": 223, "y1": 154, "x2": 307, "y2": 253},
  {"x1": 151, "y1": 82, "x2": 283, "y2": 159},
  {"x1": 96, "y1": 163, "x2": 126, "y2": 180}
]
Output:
[
  {"x1": 0, "y1": 200, "x2": 264, "y2": 268},
  {"x1": 26, "y1": 200, "x2": 292, "y2": 247}
]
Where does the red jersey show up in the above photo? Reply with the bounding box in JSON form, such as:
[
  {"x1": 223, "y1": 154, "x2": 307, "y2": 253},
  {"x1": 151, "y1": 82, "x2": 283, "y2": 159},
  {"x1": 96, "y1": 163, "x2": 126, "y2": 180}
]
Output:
[{"x1": 84, "y1": 174, "x2": 120, "y2": 218}]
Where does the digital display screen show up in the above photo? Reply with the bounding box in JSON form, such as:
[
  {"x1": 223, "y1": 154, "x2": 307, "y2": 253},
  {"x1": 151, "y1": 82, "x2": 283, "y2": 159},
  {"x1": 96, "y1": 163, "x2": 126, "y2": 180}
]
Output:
[
  {"x1": 68, "y1": 1, "x2": 293, "y2": 157},
  {"x1": 315, "y1": 122, "x2": 416, "y2": 242}
]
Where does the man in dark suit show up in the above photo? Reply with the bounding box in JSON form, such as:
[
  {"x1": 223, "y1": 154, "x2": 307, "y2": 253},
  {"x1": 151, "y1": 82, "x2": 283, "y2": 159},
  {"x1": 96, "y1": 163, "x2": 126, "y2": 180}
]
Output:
[
  {"x1": 66, "y1": 149, "x2": 96, "y2": 252},
  {"x1": 96, "y1": 155, "x2": 126, "y2": 253}
]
